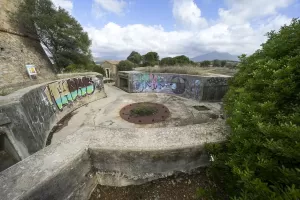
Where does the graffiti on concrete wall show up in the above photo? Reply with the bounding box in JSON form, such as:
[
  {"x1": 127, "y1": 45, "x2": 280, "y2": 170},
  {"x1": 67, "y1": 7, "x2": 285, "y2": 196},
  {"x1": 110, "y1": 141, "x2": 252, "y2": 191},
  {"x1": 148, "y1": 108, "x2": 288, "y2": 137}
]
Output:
[
  {"x1": 206, "y1": 77, "x2": 228, "y2": 86},
  {"x1": 132, "y1": 73, "x2": 201, "y2": 100},
  {"x1": 44, "y1": 77, "x2": 99, "y2": 110}
]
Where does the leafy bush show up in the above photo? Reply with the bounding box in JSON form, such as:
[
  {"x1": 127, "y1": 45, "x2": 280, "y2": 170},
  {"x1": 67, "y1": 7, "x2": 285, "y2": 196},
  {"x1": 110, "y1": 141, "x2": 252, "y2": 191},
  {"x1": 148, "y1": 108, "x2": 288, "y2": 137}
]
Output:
[
  {"x1": 92, "y1": 65, "x2": 106, "y2": 76},
  {"x1": 160, "y1": 55, "x2": 194, "y2": 66},
  {"x1": 64, "y1": 62, "x2": 105, "y2": 77},
  {"x1": 127, "y1": 51, "x2": 142, "y2": 65},
  {"x1": 117, "y1": 60, "x2": 135, "y2": 71},
  {"x1": 206, "y1": 19, "x2": 300, "y2": 199},
  {"x1": 213, "y1": 59, "x2": 221, "y2": 67},
  {"x1": 142, "y1": 52, "x2": 159, "y2": 66},
  {"x1": 201, "y1": 60, "x2": 211, "y2": 67},
  {"x1": 160, "y1": 57, "x2": 176, "y2": 66},
  {"x1": 221, "y1": 60, "x2": 227, "y2": 67}
]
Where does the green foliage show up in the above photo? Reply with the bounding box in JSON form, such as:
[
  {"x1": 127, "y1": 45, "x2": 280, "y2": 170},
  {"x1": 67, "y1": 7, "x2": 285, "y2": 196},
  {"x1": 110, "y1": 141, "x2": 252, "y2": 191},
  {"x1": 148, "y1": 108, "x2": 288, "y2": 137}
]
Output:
[
  {"x1": 196, "y1": 186, "x2": 219, "y2": 200},
  {"x1": 130, "y1": 105, "x2": 158, "y2": 117},
  {"x1": 221, "y1": 60, "x2": 227, "y2": 67},
  {"x1": 160, "y1": 57, "x2": 176, "y2": 66},
  {"x1": 201, "y1": 60, "x2": 211, "y2": 67},
  {"x1": 64, "y1": 62, "x2": 105, "y2": 76},
  {"x1": 127, "y1": 51, "x2": 142, "y2": 65},
  {"x1": 16, "y1": 0, "x2": 92, "y2": 71},
  {"x1": 160, "y1": 55, "x2": 194, "y2": 66},
  {"x1": 92, "y1": 65, "x2": 106, "y2": 76},
  {"x1": 207, "y1": 19, "x2": 300, "y2": 199},
  {"x1": 117, "y1": 60, "x2": 135, "y2": 71},
  {"x1": 142, "y1": 52, "x2": 159, "y2": 66},
  {"x1": 173, "y1": 55, "x2": 191, "y2": 65},
  {"x1": 213, "y1": 59, "x2": 221, "y2": 67}
]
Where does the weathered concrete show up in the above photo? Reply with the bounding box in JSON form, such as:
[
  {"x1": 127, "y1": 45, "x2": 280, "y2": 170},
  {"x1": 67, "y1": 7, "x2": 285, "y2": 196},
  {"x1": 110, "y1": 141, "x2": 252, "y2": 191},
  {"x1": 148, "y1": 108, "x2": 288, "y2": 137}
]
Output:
[
  {"x1": 50, "y1": 84, "x2": 223, "y2": 144},
  {"x1": 0, "y1": 120, "x2": 226, "y2": 200},
  {"x1": 116, "y1": 71, "x2": 231, "y2": 101},
  {"x1": 0, "y1": 74, "x2": 105, "y2": 161},
  {"x1": 0, "y1": 76, "x2": 228, "y2": 199},
  {"x1": 0, "y1": 0, "x2": 57, "y2": 89}
]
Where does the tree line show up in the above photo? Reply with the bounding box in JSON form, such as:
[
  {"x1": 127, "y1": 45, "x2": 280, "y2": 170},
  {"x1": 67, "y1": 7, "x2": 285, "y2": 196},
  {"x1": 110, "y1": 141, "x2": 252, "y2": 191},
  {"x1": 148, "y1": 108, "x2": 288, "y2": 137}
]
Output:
[{"x1": 117, "y1": 51, "x2": 237, "y2": 71}]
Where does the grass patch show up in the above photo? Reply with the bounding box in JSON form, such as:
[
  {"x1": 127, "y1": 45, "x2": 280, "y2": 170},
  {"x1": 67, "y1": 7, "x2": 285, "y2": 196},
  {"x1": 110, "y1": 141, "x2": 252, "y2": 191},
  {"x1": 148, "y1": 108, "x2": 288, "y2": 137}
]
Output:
[{"x1": 130, "y1": 104, "x2": 158, "y2": 117}]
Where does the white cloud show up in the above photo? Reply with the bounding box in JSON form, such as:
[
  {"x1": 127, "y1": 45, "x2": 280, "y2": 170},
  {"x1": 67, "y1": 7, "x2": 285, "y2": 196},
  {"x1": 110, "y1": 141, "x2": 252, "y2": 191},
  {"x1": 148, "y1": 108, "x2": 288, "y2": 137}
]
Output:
[
  {"x1": 85, "y1": 23, "x2": 193, "y2": 58},
  {"x1": 173, "y1": 0, "x2": 208, "y2": 29},
  {"x1": 219, "y1": 0, "x2": 294, "y2": 25},
  {"x1": 52, "y1": 0, "x2": 73, "y2": 13},
  {"x1": 93, "y1": 0, "x2": 126, "y2": 15},
  {"x1": 86, "y1": 0, "x2": 294, "y2": 59}
]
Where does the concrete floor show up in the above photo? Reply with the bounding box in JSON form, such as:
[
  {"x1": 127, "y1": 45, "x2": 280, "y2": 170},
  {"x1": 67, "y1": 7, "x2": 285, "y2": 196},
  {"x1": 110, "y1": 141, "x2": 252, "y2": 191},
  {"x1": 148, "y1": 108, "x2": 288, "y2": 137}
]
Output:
[{"x1": 52, "y1": 84, "x2": 223, "y2": 144}]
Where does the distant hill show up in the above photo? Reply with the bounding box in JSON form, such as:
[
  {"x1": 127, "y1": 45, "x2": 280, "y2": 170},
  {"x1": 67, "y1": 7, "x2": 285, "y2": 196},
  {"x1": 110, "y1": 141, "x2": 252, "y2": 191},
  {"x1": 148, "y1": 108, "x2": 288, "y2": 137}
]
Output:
[{"x1": 191, "y1": 51, "x2": 239, "y2": 62}]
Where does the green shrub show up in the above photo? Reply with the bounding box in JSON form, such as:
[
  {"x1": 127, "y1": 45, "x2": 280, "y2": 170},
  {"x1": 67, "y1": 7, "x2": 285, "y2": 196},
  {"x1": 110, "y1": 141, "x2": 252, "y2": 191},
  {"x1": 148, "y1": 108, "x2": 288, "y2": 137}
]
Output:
[
  {"x1": 92, "y1": 65, "x2": 106, "y2": 76},
  {"x1": 117, "y1": 60, "x2": 135, "y2": 71},
  {"x1": 206, "y1": 19, "x2": 300, "y2": 199},
  {"x1": 160, "y1": 55, "x2": 194, "y2": 66}
]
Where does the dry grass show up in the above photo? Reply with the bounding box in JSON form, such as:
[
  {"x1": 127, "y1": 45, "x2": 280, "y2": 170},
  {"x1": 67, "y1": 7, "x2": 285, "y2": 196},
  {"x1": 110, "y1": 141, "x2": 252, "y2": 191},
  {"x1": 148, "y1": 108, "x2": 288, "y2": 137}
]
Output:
[{"x1": 134, "y1": 65, "x2": 237, "y2": 76}]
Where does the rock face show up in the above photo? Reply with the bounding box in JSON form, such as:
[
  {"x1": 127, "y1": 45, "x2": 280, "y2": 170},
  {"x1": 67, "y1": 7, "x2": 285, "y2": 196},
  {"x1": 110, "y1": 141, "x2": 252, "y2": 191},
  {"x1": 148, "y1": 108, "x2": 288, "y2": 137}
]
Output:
[{"x1": 0, "y1": 0, "x2": 56, "y2": 89}]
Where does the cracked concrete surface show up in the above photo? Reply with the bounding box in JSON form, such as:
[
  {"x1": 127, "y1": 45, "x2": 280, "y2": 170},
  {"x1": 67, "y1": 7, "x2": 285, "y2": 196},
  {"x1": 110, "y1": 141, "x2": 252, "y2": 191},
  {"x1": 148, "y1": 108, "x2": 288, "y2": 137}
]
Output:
[
  {"x1": 52, "y1": 84, "x2": 223, "y2": 144},
  {"x1": 0, "y1": 82, "x2": 228, "y2": 200}
]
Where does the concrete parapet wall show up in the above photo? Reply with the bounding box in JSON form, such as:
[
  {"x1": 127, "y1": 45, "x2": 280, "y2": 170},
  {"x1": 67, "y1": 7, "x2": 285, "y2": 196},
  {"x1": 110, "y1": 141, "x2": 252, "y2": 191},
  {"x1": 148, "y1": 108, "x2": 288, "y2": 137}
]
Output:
[
  {"x1": 117, "y1": 71, "x2": 231, "y2": 101},
  {"x1": 0, "y1": 74, "x2": 105, "y2": 160},
  {"x1": 0, "y1": 122, "x2": 226, "y2": 200}
]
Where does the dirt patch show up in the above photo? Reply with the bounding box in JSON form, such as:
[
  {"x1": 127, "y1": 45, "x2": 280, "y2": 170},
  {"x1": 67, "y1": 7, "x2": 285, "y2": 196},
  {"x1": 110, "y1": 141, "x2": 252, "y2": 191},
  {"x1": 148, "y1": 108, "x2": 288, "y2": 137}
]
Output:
[
  {"x1": 120, "y1": 102, "x2": 170, "y2": 124},
  {"x1": 90, "y1": 169, "x2": 228, "y2": 200},
  {"x1": 46, "y1": 111, "x2": 78, "y2": 145}
]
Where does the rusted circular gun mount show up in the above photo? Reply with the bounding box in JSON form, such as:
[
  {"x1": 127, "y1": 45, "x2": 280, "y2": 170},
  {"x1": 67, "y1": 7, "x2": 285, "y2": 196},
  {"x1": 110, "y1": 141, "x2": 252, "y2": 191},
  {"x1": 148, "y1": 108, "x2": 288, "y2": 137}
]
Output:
[{"x1": 120, "y1": 102, "x2": 170, "y2": 124}]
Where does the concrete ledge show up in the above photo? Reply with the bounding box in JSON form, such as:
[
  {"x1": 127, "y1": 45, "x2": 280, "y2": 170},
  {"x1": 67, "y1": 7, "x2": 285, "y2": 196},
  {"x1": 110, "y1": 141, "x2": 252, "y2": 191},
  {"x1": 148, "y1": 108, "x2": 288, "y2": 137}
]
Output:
[
  {"x1": 0, "y1": 121, "x2": 226, "y2": 200},
  {"x1": 0, "y1": 75, "x2": 106, "y2": 160},
  {"x1": 57, "y1": 72, "x2": 102, "y2": 79}
]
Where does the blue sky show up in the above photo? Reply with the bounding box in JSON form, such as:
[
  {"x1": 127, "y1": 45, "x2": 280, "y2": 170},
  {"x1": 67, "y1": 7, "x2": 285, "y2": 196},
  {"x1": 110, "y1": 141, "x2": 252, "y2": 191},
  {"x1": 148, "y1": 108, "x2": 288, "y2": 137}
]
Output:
[{"x1": 52, "y1": 0, "x2": 300, "y2": 59}]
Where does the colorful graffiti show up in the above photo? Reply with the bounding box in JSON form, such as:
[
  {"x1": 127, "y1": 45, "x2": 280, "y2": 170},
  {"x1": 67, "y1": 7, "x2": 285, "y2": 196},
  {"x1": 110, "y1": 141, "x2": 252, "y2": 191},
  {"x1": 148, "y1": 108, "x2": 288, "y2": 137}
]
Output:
[
  {"x1": 132, "y1": 73, "x2": 201, "y2": 100},
  {"x1": 206, "y1": 77, "x2": 228, "y2": 85},
  {"x1": 44, "y1": 77, "x2": 96, "y2": 110},
  {"x1": 132, "y1": 73, "x2": 169, "y2": 92}
]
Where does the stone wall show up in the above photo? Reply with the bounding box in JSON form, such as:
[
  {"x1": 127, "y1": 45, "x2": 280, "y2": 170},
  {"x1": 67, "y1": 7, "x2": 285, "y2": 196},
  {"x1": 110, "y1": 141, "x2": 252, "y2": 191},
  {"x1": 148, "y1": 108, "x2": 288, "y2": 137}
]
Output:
[
  {"x1": 0, "y1": 74, "x2": 106, "y2": 160},
  {"x1": 0, "y1": 0, "x2": 57, "y2": 89},
  {"x1": 117, "y1": 71, "x2": 231, "y2": 101}
]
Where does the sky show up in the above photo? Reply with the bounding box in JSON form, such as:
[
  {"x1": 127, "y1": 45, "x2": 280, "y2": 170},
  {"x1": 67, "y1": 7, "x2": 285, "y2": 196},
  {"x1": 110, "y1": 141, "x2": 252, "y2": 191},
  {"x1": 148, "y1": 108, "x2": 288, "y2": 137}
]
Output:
[{"x1": 51, "y1": 0, "x2": 300, "y2": 59}]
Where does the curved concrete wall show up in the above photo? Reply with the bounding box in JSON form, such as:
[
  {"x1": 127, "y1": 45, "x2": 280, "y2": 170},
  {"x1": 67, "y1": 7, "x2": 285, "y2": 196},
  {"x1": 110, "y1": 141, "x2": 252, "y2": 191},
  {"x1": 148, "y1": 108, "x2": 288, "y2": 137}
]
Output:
[
  {"x1": 0, "y1": 122, "x2": 226, "y2": 200},
  {"x1": 0, "y1": 74, "x2": 105, "y2": 160},
  {"x1": 117, "y1": 71, "x2": 231, "y2": 101}
]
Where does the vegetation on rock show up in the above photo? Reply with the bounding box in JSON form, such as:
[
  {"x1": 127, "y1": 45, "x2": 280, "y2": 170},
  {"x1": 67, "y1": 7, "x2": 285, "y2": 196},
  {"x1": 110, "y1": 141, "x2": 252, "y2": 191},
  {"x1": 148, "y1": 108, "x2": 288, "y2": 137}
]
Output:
[
  {"x1": 15, "y1": 0, "x2": 95, "y2": 72},
  {"x1": 130, "y1": 104, "x2": 158, "y2": 117},
  {"x1": 205, "y1": 19, "x2": 300, "y2": 199}
]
